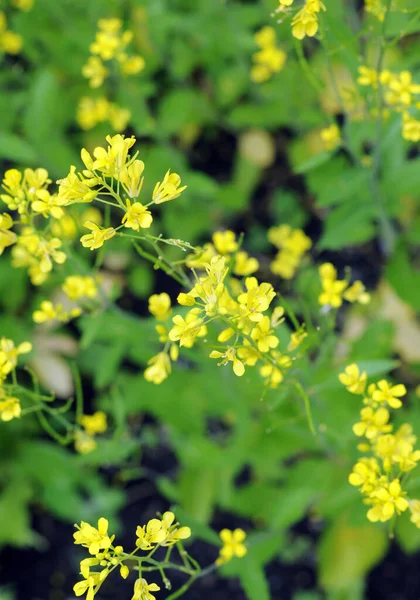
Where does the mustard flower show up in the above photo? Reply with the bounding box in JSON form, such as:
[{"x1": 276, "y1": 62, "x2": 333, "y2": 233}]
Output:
[
  {"x1": 169, "y1": 310, "x2": 205, "y2": 347},
  {"x1": 409, "y1": 500, "x2": 420, "y2": 528},
  {"x1": 339, "y1": 363, "x2": 367, "y2": 394},
  {"x1": 148, "y1": 293, "x2": 172, "y2": 321},
  {"x1": 367, "y1": 479, "x2": 409, "y2": 522},
  {"x1": 0, "y1": 390, "x2": 21, "y2": 421},
  {"x1": 237, "y1": 277, "x2": 275, "y2": 322},
  {"x1": 250, "y1": 316, "x2": 279, "y2": 353},
  {"x1": 57, "y1": 166, "x2": 98, "y2": 205},
  {"x1": 348, "y1": 458, "x2": 381, "y2": 494},
  {"x1": 159, "y1": 511, "x2": 191, "y2": 545},
  {"x1": 217, "y1": 529, "x2": 247, "y2": 565},
  {"x1": 117, "y1": 159, "x2": 145, "y2": 198},
  {"x1": 82, "y1": 56, "x2": 109, "y2": 88},
  {"x1": 88, "y1": 134, "x2": 136, "y2": 177},
  {"x1": 33, "y1": 301, "x2": 81, "y2": 324},
  {"x1": 81, "y1": 221, "x2": 116, "y2": 251},
  {"x1": 372, "y1": 380, "x2": 406, "y2": 409},
  {"x1": 121, "y1": 55, "x2": 145, "y2": 75},
  {"x1": 79, "y1": 411, "x2": 108, "y2": 436},
  {"x1": 144, "y1": 352, "x2": 171, "y2": 384},
  {"x1": 357, "y1": 66, "x2": 378, "y2": 88},
  {"x1": 122, "y1": 200, "x2": 153, "y2": 231},
  {"x1": 31, "y1": 189, "x2": 64, "y2": 219},
  {"x1": 0, "y1": 338, "x2": 32, "y2": 378},
  {"x1": 234, "y1": 251, "x2": 259, "y2": 276},
  {"x1": 402, "y1": 112, "x2": 420, "y2": 142},
  {"x1": 364, "y1": 0, "x2": 386, "y2": 21},
  {"x1": 212, "y1": 230, "x2": 238, "y2": 255},
  {"x1": 74, "y1": 518, "x2": 113, "y2": 555},
  {"x1": 135, "y1": 519, "x2": 167, "y2": 550},
  {"x1": 132, "y1": 578, "x2": 160, "y2": 600},
  {"x1": 353, "y1": 406, "x2": 392, "y2": 440},
  {"x1": 74, "y1": 430, "x2": 97, "y2": 455},
  {"x1": 73, "y1": 573, "x2": 102, "y2": 600},
  {"x1": 344, "y1": 281, "x2": 371, "y2": 304},
  {"x1": 291, "y1": 0, "x2": 326, "y2": 40},
  {"x1": 152, "y1": 170, "x2": 187, "y2": 204},
  {"x1": 209, "y1": 348, "x2": 245, "y2": 377},
  {"x1": 0, "y1": 213, "x2": 17, "y2": 255},
  {"x1": 63, "y1": 276, "x2": 98, "y2": 301},
  {"x1": 318, "y1": 278, "x2": 347, "y2": 308},
  {"x1": 288, "y1": 329, "x2": 308, "y2": 351}
]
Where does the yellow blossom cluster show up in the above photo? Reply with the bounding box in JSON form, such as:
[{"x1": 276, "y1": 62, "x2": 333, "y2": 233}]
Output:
[
  {"x1": 251, "y1": 27, "x2": 286, "y2": 84},
  {"x1": 0, "y1": 11, "x2": 22, "y2": 54},
  {"x1": 0, "y1": 337, "x2": 32, "y2": 422},
  {"x1": 145, "y1": 242, "x2": 298, "y2": 388},
  {"x1": 33, "y1": 301, "x2": 82, "y2": 325},
  {"x1": 364, "y1": 0, "x2": 386, "y2": 22},
  {"x1": 82, "y1": 18, "x2": 145, "y2": 89},
  {"x1": 276, "y1": 0, "x2": 325, "y2": 40},
  {"x1": 73, "y1": 511, "x2": 191, "y2": 600},
  {"x1": 318, "y1": 263, "x2": 370, "y2": 309},
  {"x1": 268, "y1": 224, "x2": 312, "y2": 279},
  {"x1": 358, "y1": 66, "x2": 420, "y2": 142},
  {"x1": 77, "y1": 97, "x2": 131, "y2": 132},
  {"x1": 75, "y1": 411, "x2": 108, "y2": 454},
  {"x1": 57, "y1": 134, "x2": 186, "y2": 251},
  {"x1": 341, "y1": 365, "x2": 420, "y2": 526}
]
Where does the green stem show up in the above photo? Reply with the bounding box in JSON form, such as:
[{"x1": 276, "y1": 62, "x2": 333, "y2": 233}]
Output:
[{"x1": 293, "y1": 381, "x2": 316, "y2": 436}]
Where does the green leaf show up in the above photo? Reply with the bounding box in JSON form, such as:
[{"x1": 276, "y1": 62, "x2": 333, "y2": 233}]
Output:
[
  {"x1": 0, "y1": 479, "x2": 34, "y2": 547},
  {"x1": 295, "y1": 151, "x2": 332, "y2": 174},
  {"x1": 0, "y1": 132, "x2": 37, "y2": 163},
  {"x1": 238, "y1": 557, "x2": 270, "y2": 600},
  {"x1": 318, "y1": 518, "x2": 388, "y2": 591},
  {"x1": 386, "y1": 243, "x2": 420, "y2": 310},
  {"x1": 318, "y1": 203, "x2": 375, "y2": 250}
]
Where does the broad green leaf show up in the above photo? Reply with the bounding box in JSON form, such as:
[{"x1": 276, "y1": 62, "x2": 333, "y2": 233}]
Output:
[{"x1": 0, "y1": 132, "x2": 37, "y2": 163}]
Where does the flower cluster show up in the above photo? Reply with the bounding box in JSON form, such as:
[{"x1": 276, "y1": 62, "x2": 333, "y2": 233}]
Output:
[
  {"x1": 77, "y1": 96, "x2": 131, "y2": 132},
  {"x1": 75, "y1": 411, "x2": 108, "y2": 454},
  {"x1": 364, "y1": 0, "x2": 386, "y2": 22},
  {"x1": 73, "y1": 511, "x2": 191, "y2": 600},
  {"x1": 341, "y1": 365, "x2": 420, "y2": 526},
  {"x1": 0, "y1": 11, "x2": 22, "y2": 54},
  {"x1": 0, "y1": 337, "x2": 32, "y2": 422},
  {"x1": 358, "y1": 66, "x2": 420, "y2": 142},
  {"x1": 145, "y1": 235, "x2": 298, "y2": 389},
  {"x1": 268, "y1": 225, "x2": 312, "y2": 279},
  {"x1": 251, "y1": 27, "x2": 286, "y2": 84},
  {"x1": 33, "y1": 276, "x2": 99, "y2": 326},
  {"x1": 57, "y1": 134, "x2": 186, "y2": 250},
  {"x1": 318, "y1": 263, "x2": 370, "y2": 309},
  {"x1": 276, "y1": 0, "x2": 326, "y2": 40},
  {"x1": 82, "y1": 18, "x2": 145, "y2": 89}
]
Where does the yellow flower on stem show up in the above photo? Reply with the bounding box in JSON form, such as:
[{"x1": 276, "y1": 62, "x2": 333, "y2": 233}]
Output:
[
  {"x1": 212, "y1": 229, "x2": 238, "y2": 255},
  {"x1": 344, "y1": 281, "x2": 371, "y2": 304},
  {"x1": 73, "y1": 573, "x2": 102, "y2": 600},
  {"x1": 144, "y1": 352, "x2": 171, "y2": 385},
  {"x1": 81, "y1": 221, "x2": 116, "y2": 251},
  {"x1": 318, "y1": 278, "x2": 347, "y2": 308},
  {"x1": 82, "y1": 56, "x2": 108, "y2": 88},
  {"x1": 352, "y1": 406, "x2": 392, "y2": 440},
  {"x1": 234, "y1": 251, "x2": 259, "y2": 276},
  {"x1": 117, "y1": 159, "x2": 145, "y2": 198},
  {"x1": 0, "y1": 213, "x2": 17, "y2": 255},
  {"x1": 79, "y1": 411, "x2": 108, "y2": 436},
  {"x1": 320, "y1": 124, "x2": 341, "y2": 151},
  {"x1": 372, "y1": 380, "x2": 406, "y2": 409},
  {"x1": 0, "y1": 389, "x2": 21, "y2": 421},
  {"x1": 339, "y1": 363, "x2": 367, "y2": 394},
  {"x1": 216, "y1": 529, "x2": 247, "y2": 565},
  {"x1": 63, "y1": 276, "x2": 98, "y2": 301},
  {"x1": 160, "y1": 511, "x2": 192, "y2": 545},
  {"x1": 250, "y1": 316, "x2": 279, "y2": 353},
  {"x1": 73, "y1": 518, "x2": 113, "y2": 555},
  {"x1": 169, "y1": 310, "x2": 205, "y2": 347},
  {"x1": 152, "y1": 170, "x2": 187, "y2": 204},
  {"x1": 148, "y1": 293, "x2": 172, "y2": 321},
  {"x1": 367, "y1": 479, "x2": 409, "y2": 522},
  {"x1": 132, "y1": 578, "x2": 160, "y2": 600},
  {"x1": 122, "y1": 200, "x2": 153, "y2": 231},
  {"x1": 209, "y1": 347, "x2": 245, "y2": 377}
]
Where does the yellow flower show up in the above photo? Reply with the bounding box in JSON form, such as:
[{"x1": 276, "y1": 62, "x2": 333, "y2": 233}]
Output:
[
  {"x1": 237, "y1": 277, "x2": 275, "y2": 322},
  {"x1": 320, "y1": 124, "x2": 341, "y2": 151},
  {"x1": 121, "y1": 55, "x2": 145, "y2": 75},
  {"x1": 344, "y1": 281, "x2": 370, "y2": 304},
  {"x1": 402, "y1": 112, "x2": 420, "y2": 142},
  {"x1": 57, "y1": 166, "x2": 98, "y2": 205},
  {"x1": 79, "y1": 411, "x2": 108, "y2": 436},
  {"x1": 353, "y1": 406, "x2": 392, "y2": 440},
  {"x1": 0, "y1": 213, "x2": 17, "y2": 255},
  {"x1": 89, "y1": 134, "x2": 136, "y2": 177},
  {"x1": 210, "y1": 348, "x2": 245, "y2": 377},
  {"x1": 82, "y1": 56, "x2": 108, "y2": 88},
  {"x1": 159, "y1": 511, "x2": 191, "y2": 545},
  {"x1": 372, "y1": 380, "x2": 406, "y2": 409},
  {"x1": 0, "y1": 28, "x2": 22, "y2": 55},
  {"x1": 152, "y1": 170, "x2": 187, "y2": 204},
  {"x1": 292, "y1": 0, "x2": 326, "y2": 40},
  {"x1": 63, "y1": 276, "x2": 98, "y2": 301},
  {"x1": 0, "y1": 338, "x2": 32, "y2": 379},
  {"x1": 212, "y1": 230, "x2": 238, "y2": 255},
  {"x1": 148, "y1": 293, "x2": 172, "y2": 321},
  {"x1": 250, "y1": 316, "x2": 279, "y2": 353},
  {"x1": 348, "y1": 458, "x2": 381, "y2": 493},
  {"x1": 169, "y1": 310, "x2": 205, "y2": 347},
  {"x1": 117, "y1": 159, "x2": 145, "y2": 198},
  {"x1": 122, "y1": 200, "x2": 153, "y2": 231},
  {"x1": 357, "y1": 66, "x2": 378, "y2": 87},
  {"x1": 80, "y1": 221, "x2": 116, "y2": 251},
  {"x1": 12, "y1": 0, "x2": 34, "y2": 11},
  {"x1": 234, "y1": 251, "x2": 259, "y2": 276},
  {"x1": 74, "y1": 430, "x2": 97, "y2": 455},
  {"x1": 217, "y1": 529, "x2": 247, "y2": 565},
  {"x1": 135, "y1": 519, "x2": 166, "y2": 550},
  {"x1": 73, "y1": 573, "x2": 102, "y2": 600},
  {"x1": 339, "y1": 363, "x2": 367, "y2": 394},
  {"x1": 386, "y1": 71, "x2": 420, "y2": 107},
  {"x1": 0, "y1": 391, "x2": 21, "y2": 421},
  {"x1": 132, "y1": 578, "x2": 160, "y2": 600},
  {"x1": 144, "y1": 352, "x2": 171, "y2": 384},
  {"x1": 73, "y1": 518, "x2": 113, "y2": 555},
  {"x1": 31, "y1": 190, "x2": 64, "y2": 219},
  {"x1": 365, "y1": 0, "x2": 386, "y2": 21},
  {"x1": 318, "y1": 278, "x2": 347, "y2": 308},
  {"x1": 288, "y1": 329, "x2": 307, "y2": 351},
  {"x1": 367, "y1": 479, "x2": 409, "y2": 522}
]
